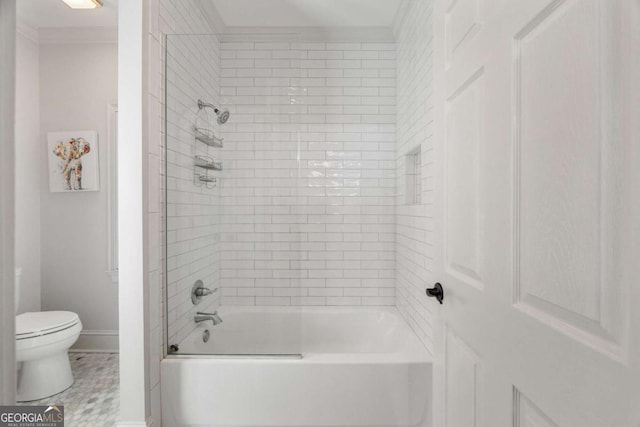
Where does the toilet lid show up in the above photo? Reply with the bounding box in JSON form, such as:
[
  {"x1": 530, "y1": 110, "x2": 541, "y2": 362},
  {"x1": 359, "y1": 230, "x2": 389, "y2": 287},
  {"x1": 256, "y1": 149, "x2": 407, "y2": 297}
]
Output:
[{"x1": 16, "y1": 311, "x2": 80, "y2": 337}]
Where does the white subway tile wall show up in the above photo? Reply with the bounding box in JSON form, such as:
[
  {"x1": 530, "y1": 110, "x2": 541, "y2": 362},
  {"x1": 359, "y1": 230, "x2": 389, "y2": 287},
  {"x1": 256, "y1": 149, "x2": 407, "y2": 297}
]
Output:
[
  {"x1": 219, "y1": 41, "x2": 397, "y2": 306},
  {"x1": 395, "y1": 0, "x2": 436, "y2": 353}
]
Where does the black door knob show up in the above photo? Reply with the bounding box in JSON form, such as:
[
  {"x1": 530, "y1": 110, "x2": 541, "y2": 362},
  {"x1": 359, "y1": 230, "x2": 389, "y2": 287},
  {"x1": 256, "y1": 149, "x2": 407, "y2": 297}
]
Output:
[{"x1": 426, "y1": 283, "x2": 444, "y2": 304}]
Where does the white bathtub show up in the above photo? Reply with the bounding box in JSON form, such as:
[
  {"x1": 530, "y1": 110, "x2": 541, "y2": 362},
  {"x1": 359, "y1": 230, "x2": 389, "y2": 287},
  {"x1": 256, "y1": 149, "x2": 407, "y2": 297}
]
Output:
[{"x1": 161, "y1": 307, "x2": 432, "y2": 427}]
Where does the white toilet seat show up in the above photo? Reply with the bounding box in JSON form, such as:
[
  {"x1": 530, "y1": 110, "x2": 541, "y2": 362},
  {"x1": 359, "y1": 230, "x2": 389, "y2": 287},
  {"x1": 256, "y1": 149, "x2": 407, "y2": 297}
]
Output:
[
  {"x1": 16, "y1": 311, "x2": 80, "y2": 340},
  {"x1": 15, "y1": 311, "x2": 82, "y2": 402}
]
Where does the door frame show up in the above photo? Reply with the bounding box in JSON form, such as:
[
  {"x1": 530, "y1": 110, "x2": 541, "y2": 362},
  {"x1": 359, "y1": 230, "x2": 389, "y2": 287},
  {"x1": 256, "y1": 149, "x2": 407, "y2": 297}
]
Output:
[
  {"x1": 431, "y1": 0, "x2": 448, "y2": 426},
  {"x1": 106, "y1": 103, "x2": 119, "y2": 284},
  {"x1": 0, "y1": 0, "x2": 16, "y2": 406}
]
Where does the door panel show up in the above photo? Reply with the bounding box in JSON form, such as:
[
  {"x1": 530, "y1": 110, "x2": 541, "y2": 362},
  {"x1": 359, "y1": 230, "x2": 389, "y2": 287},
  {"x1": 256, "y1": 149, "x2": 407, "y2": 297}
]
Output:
[
  {"x1": 432, "y1": 0, "x2": 640, "y2": 426},
  {"x1": 445, "y1": 68, "x2": 485, "y2": 289},
  {"x1": 445, "y1": 328, "x2": 482, "y2": 427},
  {"x1": 513, "y1": 388, "x2": 559, "y2": 427},
  {"x1": 446, "y1": 0, "x2": 482, "y2": 65},
  {"x1": 513, "y1": 0, "x2": 626, "y2": 359}
]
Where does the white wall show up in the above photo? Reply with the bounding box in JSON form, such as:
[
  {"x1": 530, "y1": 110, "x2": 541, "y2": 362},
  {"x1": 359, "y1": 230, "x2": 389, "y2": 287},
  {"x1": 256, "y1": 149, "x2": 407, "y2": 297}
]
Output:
[
  {"x1": 39, "y1": 41, "x2": 119, "y2": 350},
  {"x1": 15, "y1": 29, "x2": 40, "y2": 315},
  {"x1": 394, "y1": 0, "x2": 436, "y2": 353},
  {"x1": 219, "y1": 40, "x2": 397, "y2": 306}
]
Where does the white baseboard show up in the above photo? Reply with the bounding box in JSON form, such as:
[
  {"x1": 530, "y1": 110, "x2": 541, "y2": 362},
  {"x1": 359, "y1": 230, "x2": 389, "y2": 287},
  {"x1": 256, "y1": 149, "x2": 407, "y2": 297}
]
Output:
[{"x1": 71, "y1": 330, "x2": 119, "y2": 353}]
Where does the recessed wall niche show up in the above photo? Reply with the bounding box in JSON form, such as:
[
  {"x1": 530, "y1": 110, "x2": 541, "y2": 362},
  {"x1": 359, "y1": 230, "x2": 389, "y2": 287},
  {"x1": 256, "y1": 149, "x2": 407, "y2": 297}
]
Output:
[{"x1": 405, "y1": 146, "x2": 422, "y2": 205}]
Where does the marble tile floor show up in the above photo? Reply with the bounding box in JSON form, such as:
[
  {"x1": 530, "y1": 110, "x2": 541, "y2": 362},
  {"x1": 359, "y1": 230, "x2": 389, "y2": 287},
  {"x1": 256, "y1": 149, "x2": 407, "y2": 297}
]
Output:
[{"x1": 20, "y1": 352, "x2": 119, "y2": 427}]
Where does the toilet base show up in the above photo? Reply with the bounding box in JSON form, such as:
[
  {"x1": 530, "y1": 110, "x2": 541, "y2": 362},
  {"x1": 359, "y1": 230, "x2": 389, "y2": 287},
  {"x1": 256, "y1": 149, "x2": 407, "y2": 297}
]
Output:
[{"x1": 17, "y1": 351, "x2": 74, "y2": 402}]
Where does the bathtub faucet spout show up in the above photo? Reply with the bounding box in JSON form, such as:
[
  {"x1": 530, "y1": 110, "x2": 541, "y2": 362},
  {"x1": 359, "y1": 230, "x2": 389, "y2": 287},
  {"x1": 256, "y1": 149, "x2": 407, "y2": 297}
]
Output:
[{"x1": 195, "y1": 311, "x2": 223, "y2": 325}]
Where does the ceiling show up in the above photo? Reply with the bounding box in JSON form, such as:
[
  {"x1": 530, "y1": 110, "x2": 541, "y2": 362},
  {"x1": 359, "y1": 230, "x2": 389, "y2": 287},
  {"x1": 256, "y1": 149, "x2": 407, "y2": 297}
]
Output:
[
  {"x1": 17, "y1": 0, "x2": 118, "y2": 29},
  {"x1": 210, "y1": 0, "x2": 404, "y2": 28},
  {"x1": 17, "y1": 0, "x2": 402, "y2": 30}
]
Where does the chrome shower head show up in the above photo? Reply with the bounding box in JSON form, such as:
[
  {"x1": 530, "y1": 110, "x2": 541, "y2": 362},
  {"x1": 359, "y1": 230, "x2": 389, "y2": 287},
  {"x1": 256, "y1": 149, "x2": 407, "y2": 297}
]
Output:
[
  {"x1": 197, "y1": 99, "x2": 231, "y2": 125},
  {"x1": 217, "y1": 109, "x2": 230, "y2": 125}
]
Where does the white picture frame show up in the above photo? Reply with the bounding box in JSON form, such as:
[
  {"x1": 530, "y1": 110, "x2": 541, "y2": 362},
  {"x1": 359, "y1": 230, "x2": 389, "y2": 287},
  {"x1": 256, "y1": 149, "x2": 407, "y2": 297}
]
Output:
[{"x1": 47, "y1": 130, "x2": 100, "y2": 192}]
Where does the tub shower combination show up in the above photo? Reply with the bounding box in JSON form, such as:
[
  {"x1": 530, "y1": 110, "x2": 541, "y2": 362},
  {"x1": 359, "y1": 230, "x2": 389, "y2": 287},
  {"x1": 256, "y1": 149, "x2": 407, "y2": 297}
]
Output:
[{"x1": 162, "y1": 34, "x2": 432, "y2": 427}]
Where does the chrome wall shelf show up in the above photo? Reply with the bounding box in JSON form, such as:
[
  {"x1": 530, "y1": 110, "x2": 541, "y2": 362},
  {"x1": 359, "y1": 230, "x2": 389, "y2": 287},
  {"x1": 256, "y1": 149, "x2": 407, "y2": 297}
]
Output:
[
  {"x1": 195, "y1": 173, "x2": 217, "y2": 189},
  {"x1": 195, "y1": 155, "x2": 223, "y2": 171},
  {"x1": 195, "y1": 127, "x2": 223, "y2": 148}
]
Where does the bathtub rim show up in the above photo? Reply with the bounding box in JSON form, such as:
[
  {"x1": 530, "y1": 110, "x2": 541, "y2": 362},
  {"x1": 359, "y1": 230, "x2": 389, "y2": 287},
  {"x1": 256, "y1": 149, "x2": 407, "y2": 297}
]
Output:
[{"x1": 165, "y1": 305, "x2": 432, "y2": 362}]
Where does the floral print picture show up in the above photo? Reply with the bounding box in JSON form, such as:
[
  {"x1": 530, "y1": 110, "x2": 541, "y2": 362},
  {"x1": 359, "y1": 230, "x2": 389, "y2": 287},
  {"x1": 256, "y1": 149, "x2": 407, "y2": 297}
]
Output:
[{"x1": 48, "y1": 131, "x2": 100, "y2": 192}]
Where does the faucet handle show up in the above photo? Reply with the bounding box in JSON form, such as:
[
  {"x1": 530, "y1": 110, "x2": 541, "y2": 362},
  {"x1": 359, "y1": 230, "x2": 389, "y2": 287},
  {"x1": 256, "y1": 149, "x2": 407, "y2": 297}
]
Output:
[
  {"x1": 195, "y1": 287, "x2": 217, "y2": 297},
  {"x1": 191, "y1": 280, "x2": 218, "y2": 305},
  {"x1": 196, "y1": 311, "x2": 218, "y2": 316}
]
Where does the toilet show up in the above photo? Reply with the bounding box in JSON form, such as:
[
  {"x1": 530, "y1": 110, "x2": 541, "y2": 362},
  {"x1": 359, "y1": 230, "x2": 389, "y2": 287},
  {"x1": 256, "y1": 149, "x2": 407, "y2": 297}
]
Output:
[{"x1": 15, "y1": 268, "x2": 82, "y2": 402}]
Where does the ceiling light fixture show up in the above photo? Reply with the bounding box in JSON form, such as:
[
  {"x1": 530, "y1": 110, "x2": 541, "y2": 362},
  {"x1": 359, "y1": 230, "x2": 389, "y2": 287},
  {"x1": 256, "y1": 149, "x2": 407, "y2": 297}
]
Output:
[{"x1": 61, "y1": 0, "x2": 103, "y2": 9}]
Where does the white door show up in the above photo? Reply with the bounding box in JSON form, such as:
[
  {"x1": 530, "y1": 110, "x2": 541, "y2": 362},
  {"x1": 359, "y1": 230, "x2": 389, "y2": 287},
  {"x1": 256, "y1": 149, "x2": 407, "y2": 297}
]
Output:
[{"x1": 431, "y1": 0, "x2": 640, "y2": 426}]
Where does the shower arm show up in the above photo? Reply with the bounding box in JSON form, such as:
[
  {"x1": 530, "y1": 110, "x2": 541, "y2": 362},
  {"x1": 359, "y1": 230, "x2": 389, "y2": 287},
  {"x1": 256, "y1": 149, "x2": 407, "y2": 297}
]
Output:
[{"x1": 198, "y1": 99, "x2": 220, "y2": 113}]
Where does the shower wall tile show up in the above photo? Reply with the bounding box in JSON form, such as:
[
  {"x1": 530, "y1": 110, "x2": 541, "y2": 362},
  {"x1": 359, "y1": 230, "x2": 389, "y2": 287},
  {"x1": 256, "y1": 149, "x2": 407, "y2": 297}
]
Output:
[
  {"x1": 394, "y1": 0, "x2": 436, "y2": 354},
  {"x1": 220, "y1": 41, "x2": 397, "y2": 307}
]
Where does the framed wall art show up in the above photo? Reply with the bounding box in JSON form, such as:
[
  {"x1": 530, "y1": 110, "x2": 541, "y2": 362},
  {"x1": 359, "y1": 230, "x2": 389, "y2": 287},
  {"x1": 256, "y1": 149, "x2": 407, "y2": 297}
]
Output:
[{"x1": 47, "y1": 131, "x2": 100, "y2": 192}]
